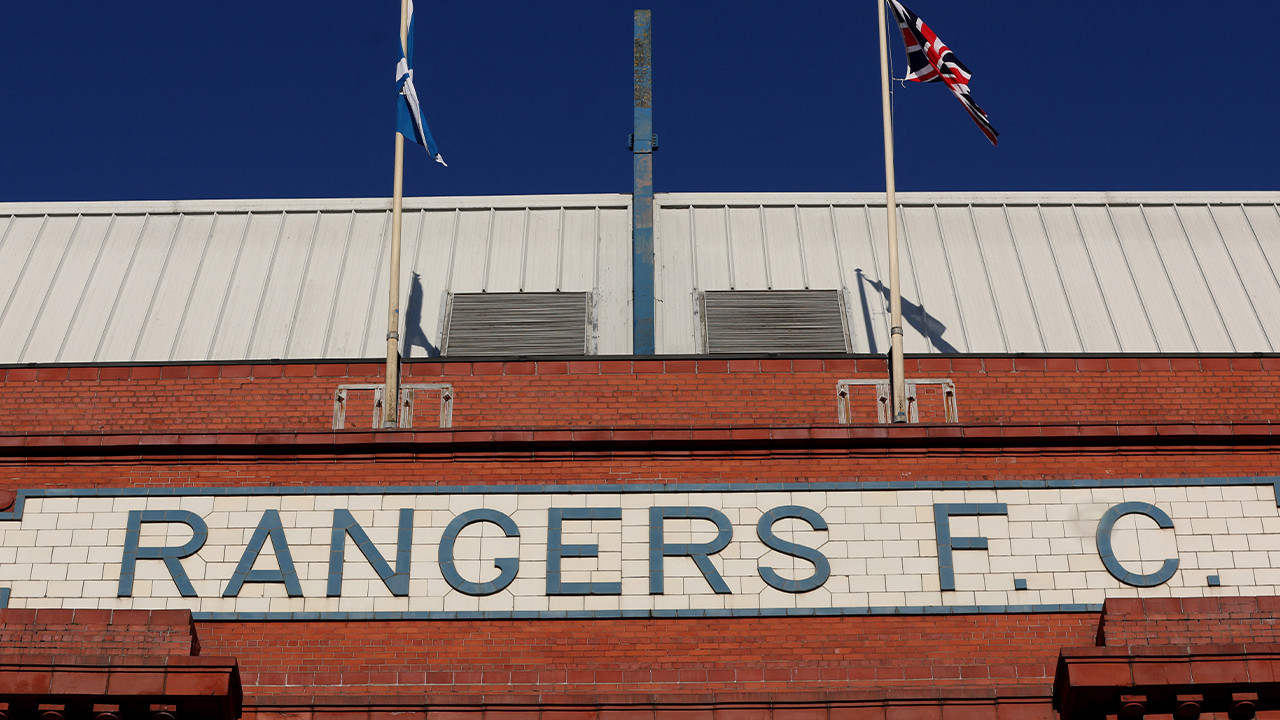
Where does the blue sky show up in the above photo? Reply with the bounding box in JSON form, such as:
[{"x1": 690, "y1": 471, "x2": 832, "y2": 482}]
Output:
[{"x1": 3, "y1": 2, "x2": 1277, "y2": 202}]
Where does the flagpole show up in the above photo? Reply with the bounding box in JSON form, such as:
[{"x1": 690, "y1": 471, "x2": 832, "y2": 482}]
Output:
[
  {"x1": 383, "y1": 0, "x2": 410, "y2": 429},
  {"x1": 877, "y1": 0, "x2": 908, "y2": 423}
]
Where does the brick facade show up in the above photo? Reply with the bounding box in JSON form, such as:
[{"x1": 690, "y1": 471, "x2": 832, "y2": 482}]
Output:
[
  {"x1": 2, "y1": 356, "x2": 1277, "y2": 434},
  {"x1": 2, "y1": 356, "x2": 1279, "y2": 720}
]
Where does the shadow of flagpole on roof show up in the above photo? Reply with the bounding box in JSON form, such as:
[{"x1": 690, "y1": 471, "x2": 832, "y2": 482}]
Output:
[
  {"x1": 403, "y1": 272, "x2": 441, "y2": 358},
  {"x1": 854, "y1": 269, "x2": 880, "y2": 356},
  {"x1": 856, "y1": 270, "x2": 960, "y2": 354}
]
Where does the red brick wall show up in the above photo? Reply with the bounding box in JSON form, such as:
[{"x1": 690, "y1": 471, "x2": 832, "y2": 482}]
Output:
[
  {"x1": 2, "y1": 356, "x2": 1277, "y2": 434},
  {"x1": 198, "y1": 614, "x2": 1096, "y2": 698},
  {"x1": 0, "y1": 608, "x2": 197, "y2": 657}
]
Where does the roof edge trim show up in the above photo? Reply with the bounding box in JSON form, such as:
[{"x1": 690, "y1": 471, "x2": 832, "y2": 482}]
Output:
[
  {"x1": 657, "y1": 190, "x2": 1280, "y2": 207},
  {"x1": 0, "y1": 193, "x2": 633, "y2": 217},
  {"x1": 5, "y1": 191, "x2": 1280, "y2": 217}
]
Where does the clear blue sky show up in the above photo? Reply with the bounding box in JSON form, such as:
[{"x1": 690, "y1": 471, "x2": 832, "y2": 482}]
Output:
[{"x1": 3, "y1": 2, "x2": 1277, "y2": 202}]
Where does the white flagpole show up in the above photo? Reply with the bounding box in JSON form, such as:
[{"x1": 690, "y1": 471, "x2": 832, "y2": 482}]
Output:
[
  {"x1": 383, "y1": 0, "x2": 409, "y2": 429},
  {"x1": 877, "y1": 0, "x2": 908, "y2": 423}
]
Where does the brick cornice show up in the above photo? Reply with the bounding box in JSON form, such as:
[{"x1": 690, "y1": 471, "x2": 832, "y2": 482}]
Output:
[
  {"x1": 243, "y1": 689, "x2": 1054, "y2": 720},
  {"x1": 0, "y1": 654, "x2": 241, "y2": 720},
  {"x1": 1054, "y1": 644, "x2": 1280, "y2": 720},
  {"x1": 1, "y1": 422, "x2": 1278, "y2": 461}
]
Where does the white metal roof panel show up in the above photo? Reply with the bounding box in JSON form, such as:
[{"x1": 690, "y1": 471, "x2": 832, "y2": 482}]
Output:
[
  {"x1": 0, "y1": 216, "x2": 72, "y2": 362},
  {"x1": 1071, "y1": 206, "x2": 1156, "y2": 353},
  {"x1": 4, "y1": 192, "x2": 1280, "y2": 363},
  {"x1": 1142, "y1": 205, "x2": 1235, "y2": 351},
  {"x1": 655, "y1": 205, "x2": 695, "y2": 354},
  {"x1": 558, "y1": 208, "x2": 602, "y2": 295},
  {"x1": 1105, "y1": 206, "x2": 1196, "y2": 352},
  {"x1": 521, "y1": 209, "x2": 561, "y2": 293},
  {"x1": 934, "y1": 206, "x2": 1006, "y2": 352},
  {"x1": 18, "y1": 214, "x2": 111, "y2": 363},
  {"x1": 761, "y1": 206, "x2": 806, "y2": 289},
  {"x1": 967, "y1": 205, "x2": 1041, "y2": 353},
  {"x1": 831, "y1": 205, "x2": 888, "y2": 354},
  {"x1": 998, "y1": 205, "x2": 1083, "y2": 353},
  {"x1": 247, "y1": 211, "x2": 318, "y2": 358},
  {"x1": 795, "y1": 207, "x2": 844, "y2": 290},
  {"x1": 900, "y1": 205, "x2": 967, "y2": 354},
  {"x1": 594, "y1": 207, "x2": 632, "y2": 356},
  {"x1": 96, "y1": 214, "x2": 182, "y2": 362},
  {"x1": 325, "y1": 211, "x2": 389, "y2": 358},
  {"x1": 1038, "y1": 205, "x2": 1122, "y2": 353},
  {"x1": 1177, "y1": 204, "x2": 1270, "y2": 351},
  {"x1": 1222, "y1": 206, "x2": 1280, "y2": 345}
]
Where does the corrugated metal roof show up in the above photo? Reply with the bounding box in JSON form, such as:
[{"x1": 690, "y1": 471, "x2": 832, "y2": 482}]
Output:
[
  {"x1": 2, "y1": 192, "x2": 1278, "y2": 362},
  {"x1": 655, "y1": 192, "x2": 1280, "y2": 355}
]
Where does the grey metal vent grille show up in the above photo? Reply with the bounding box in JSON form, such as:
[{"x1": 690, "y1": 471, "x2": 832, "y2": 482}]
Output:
[
  {"x1": 702, "y1": 290, "x2": 849, "y2": 354},
  {"x1": 443, "y1": 292, "x2": 590, "y2": 356}
]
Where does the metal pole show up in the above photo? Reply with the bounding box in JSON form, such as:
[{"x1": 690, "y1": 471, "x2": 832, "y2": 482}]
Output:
[
  {"x1": 383, "y1": 0, "x2": 409, "y2": 429},
  {"x1": 631, "y1": 9, "x2": 656, "y2": 355},
  {"x1": 877, "y1": 0, "x2": 908, "y2": 423}
]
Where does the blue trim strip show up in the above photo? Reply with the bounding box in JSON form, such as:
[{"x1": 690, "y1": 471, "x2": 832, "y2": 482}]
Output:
[
  {"x1": 2, "y1": 475, "x2": 1277, "y2": 523},
  {"x1": 189, "y1": 602, "x2": 1106, "y2": 621}
]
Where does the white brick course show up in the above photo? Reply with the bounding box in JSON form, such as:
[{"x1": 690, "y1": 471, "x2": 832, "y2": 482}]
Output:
[{"x1": 1, "y1": 483, "x2": 1278, "y2": 614}]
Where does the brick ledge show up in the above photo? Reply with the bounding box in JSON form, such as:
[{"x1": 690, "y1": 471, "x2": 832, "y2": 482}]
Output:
[{"x1": 0, "y1": 422, "x2": 1278, "y2": 459}]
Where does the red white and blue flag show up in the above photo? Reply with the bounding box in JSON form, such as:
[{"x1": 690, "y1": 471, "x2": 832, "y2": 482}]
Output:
[{"x1": 886, "y1": 0, "x2": 998, "y2": 146}]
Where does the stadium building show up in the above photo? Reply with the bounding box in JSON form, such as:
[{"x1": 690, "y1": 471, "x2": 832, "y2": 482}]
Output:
[{"x1": 3, "y1": 188, "x2": 1280, "y2": 720}]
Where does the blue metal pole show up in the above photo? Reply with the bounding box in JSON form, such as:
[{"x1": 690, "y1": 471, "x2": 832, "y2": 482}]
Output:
[{"x1": 632, "y1": 9, "x2": 656, "y2": 355}]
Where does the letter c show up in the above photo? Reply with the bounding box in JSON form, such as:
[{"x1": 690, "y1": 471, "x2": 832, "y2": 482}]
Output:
[{"x1": 1096, "y1": 501, "x2": 1178, "y2": 587}]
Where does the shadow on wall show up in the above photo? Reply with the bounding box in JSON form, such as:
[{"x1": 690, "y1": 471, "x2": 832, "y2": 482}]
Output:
[
  {"x1": 404, "y1": 272, "x2": 441, "y2": 358},
  {"x1": 855, "y1": 268, "x2": 959, "y2": 355}
]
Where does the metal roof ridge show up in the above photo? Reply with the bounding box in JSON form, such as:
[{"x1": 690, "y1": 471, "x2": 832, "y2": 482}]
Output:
[
  {"x1": 4, "y1": 191, "x2": 1280, "y2": 217},
  {"x1": 655, "y1": 190, "x2": 1280, "y2": 207},
  {"x1": 0, "y1": 193, "x2": 633, "y2": 217}
]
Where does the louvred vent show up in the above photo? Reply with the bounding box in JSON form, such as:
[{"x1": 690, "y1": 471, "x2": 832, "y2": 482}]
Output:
[
  {"x1": 443, "y1": 292, "x2": 591, "y2": 356},
  {"x1": 702, "y1": 290, "x2": 849, "y2": 354}
]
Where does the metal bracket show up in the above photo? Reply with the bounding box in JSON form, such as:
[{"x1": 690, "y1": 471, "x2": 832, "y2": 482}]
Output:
[
  {"x1": 628, "y1": 133, "x2": 659, "y2": 152},
  {"x1": 333, "y1": 383, "x2": 454, "y2": 430},
  {"x1": 837, "y1": 378, "x2": 958, "y2": 424}
]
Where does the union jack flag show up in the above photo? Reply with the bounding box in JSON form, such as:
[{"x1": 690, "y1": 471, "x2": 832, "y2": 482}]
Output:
[{"x1": 886, "y1": 0, "x2": 998, "y2": 146}]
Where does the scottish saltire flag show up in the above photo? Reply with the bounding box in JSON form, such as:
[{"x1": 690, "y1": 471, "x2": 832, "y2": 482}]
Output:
[
  {"x1": 886, "y1": 0, "x2": 998, "y2": 146},
  {"x1": 396, "y1": 0, "x2": 446, "y2": 165}
]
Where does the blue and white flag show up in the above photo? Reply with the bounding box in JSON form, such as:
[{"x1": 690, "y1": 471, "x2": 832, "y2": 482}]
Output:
[{"x1": 396, "y1": 0, "x2": 446, "y2": 165}]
